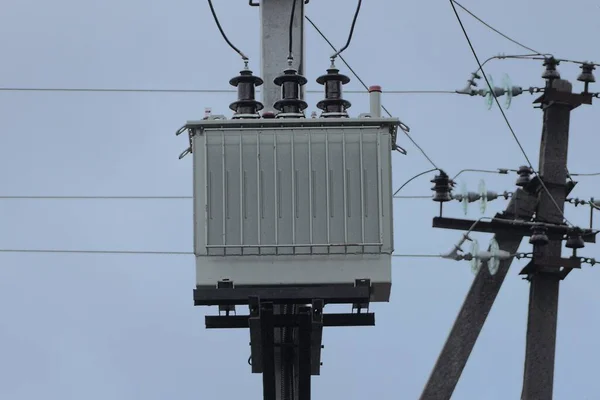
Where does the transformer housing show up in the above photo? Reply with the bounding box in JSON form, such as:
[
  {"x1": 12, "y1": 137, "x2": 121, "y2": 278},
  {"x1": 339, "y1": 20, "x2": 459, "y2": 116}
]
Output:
[{"x1": 188, "y1": 116, "x2": 398, "y2": 302}]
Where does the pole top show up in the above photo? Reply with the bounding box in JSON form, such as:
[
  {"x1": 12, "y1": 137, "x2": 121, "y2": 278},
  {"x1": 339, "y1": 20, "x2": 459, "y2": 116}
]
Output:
[{"x1": 368, "y1": 85, "x2": 382, "y2": 93}]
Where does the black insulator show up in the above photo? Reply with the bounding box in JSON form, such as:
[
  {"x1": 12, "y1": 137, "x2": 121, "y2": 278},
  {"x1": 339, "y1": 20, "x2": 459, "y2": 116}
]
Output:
[
  {"x1": 273, "y1": 66, "x2": 308, "y2": 116},
  {"x1": 566, "y1": 228, "x2": 585, "y2": 249},
  {"x1": 229, "y1": 68, "x2": 264, "y2": 118},
  {"x1": 530, "y1": 224, "x2": 549, "y2": 246},
  {"x1": 316, "y1": 66, "x2": 351, "y2": 117},
  {"x1": 578, "y1": 63, "x2": 596, "y2": 84},
  {"x1": 542, "y1": 57, "x2": 560, "y2": 82},
  {"x1": 516, "y1": 165, "x2": 532, "y2": 187},
  {"x1": 431, "y1": 171, "x2": 453, "y2": 202}
]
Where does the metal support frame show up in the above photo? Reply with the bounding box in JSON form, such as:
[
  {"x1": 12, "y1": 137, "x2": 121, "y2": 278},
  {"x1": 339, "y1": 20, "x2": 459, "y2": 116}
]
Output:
[{"x1": 204, "y1": 293, "x2": 375, "y2": 400}]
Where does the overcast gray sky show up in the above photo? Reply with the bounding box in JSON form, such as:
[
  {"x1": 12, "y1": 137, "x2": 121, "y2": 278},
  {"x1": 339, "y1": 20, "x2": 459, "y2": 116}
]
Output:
[{"x1": 1, "y1": 0, "x2": 599, "y2": 399}]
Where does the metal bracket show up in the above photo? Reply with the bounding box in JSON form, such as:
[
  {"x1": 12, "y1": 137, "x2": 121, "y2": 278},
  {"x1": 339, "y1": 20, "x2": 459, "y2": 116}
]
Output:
[
  {"x1": 194, "y1": 283, "x2": 371, "y2": 306},
  {"x1": 533, "y1": 87, "x2": 593, "y2": 109},
  {"x1": 217, "y1": 280, "x2": 236, "y2": 315},
  {"x1": 352, "y1": 279, "x2": 371, "y2": 312},
  {"x1": 519, "y1": 256, "x2": 582, "y2": 280},
  {"x1": 432, "y1": 216, "x2": 597, "y2": 244}
]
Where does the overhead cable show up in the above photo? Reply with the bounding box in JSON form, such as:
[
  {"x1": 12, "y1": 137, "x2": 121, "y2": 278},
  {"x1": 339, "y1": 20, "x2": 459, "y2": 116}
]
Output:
[
  {"x1": 451, "y1": 0, "x2": 546, "y2": 56},
  {"x1": 0, "y1": 87, "x2": 457, "y2": 95},
  {"x1": 331, "y1": 0, "x2": 363, "y2": 60},
  {"x1": 207, "y1": 0, "x2": 249, "y2": 60},
  {"x1": 449, "y1": 0, "x2": 572, "y2": 227}
]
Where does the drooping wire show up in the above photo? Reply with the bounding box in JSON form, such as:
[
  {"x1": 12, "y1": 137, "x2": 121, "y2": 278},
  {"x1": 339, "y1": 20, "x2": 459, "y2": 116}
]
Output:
[
  {"x1": 288, "y1": 0, "x2": 298, "y2": 59},
  {"x1": 331, "y1": 0, "x2": 363, "y2": 60},
  {"x1": 306, "y1": 15, "x2": 441, "y2": 170},
  {"x1": 207, "y1": 0, "x2": 249, "y2": 60},
  {"x1": 393, "y1": 168, "x2": 439, "y2": 197},
  {"x1": 449, "y1": 0, "x2": 572, "y2": 227},
  {"x1": 451, "y1": 0, "x2": 545, "y2": 56}
]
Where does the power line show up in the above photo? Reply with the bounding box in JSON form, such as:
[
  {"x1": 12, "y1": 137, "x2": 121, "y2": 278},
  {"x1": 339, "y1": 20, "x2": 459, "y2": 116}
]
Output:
[
  {"x1": 288, "y1": 0, "x2": 298, "y2": 59},
  {"x1": 393, "y1": 168, "x2": 439, "y2": 197},
  {"x1": 0, "y1": 196, "x2": 192, "y2": 199},
  {"x1": 0, "y1": 87, "x2": 456, "y2": 95},
  {"x1": 452, "y1": 168, "x2": 511, "y2": 181},
  {"x1": 451, "y1": 0, "x2": 545, "y2": 56},
  {"x1": 449, "y1": 0, "x2": 572, "y2": 227},
  {"x1": 570, "y1": 172, "x2": 600, "y2": 177},
  {"x1": 305, "y1": 15, "x2": 441, "y2": 170},
  {"x1": 0, "y1": 248, "x2": 445, "y2": 259},
  {"x1": 207, "y1": 0, "x2": 248, "y2": 60},
  {"x1": 0, "y1": 249, "x2": 193, "y2": 255},
  {"x1": 331, "y1": 0, "x2": 363, "y2": 60}
]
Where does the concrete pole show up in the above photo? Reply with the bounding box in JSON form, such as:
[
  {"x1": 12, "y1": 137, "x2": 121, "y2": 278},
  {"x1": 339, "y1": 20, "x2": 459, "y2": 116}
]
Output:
[
  {"x1": 521, "y1": 79, "x2": 573, "y2": 400},
  {"x1": 260, "y1": 0, "x2": 306, "y2": 113},
  {"x1": 259, "y1": 2, "x2": 306, "y2": 398},
  {"x1": 419, "y1": 188, "x2": 538, "y2": 400}
]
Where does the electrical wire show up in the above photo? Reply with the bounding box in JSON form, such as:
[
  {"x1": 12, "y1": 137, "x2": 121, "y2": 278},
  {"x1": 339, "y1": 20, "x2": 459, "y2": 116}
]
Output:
[
  {"x1": 288, "y1": 0, "x2": 298, "y2": 59},
  {"x1": 305, "y1": 15, "x2": 441, "y2": 170},
  {"x1": 0, "y1": 87, "x2": 457, "y2": 95},
  {"x1": 570, "y1": 172, "x2": 600, "y2": 177},
  {"x1": 331, "y1": 0, "x2": 363, "y2": 60},
  {"x1": 473, "y1": 53, "x2": 545, "y2": 76},
  {"x1": 393, "y1": 167, "x2": 511, "y2": 198},
  {"x1": 392, "y1": 254, "x2": 442, "y2": 258},
  {"x1": 0, "y1": 248, "x2": 450, "y2": 259},
  {"x1": 393, "y1": 168, "x2": 439, "y2": 197},
  {"x1": 0, "y1": 249, "x2": 192, "y2": 255},
  {"x1": 0, "y1": 196, "x2": 192, "y2": 199},
  {"x1": 451, "y1": 0, "x2": 545, "y2": 56},
  {"x1": 452, "y1": 168, "x2": 511, "y2": 181},
  {"x1": 449, "y1": 0, "x2": 572, "y2": 227},
  {"x1": 207, "y1": 0, "x2": 249, "y2": 60}
]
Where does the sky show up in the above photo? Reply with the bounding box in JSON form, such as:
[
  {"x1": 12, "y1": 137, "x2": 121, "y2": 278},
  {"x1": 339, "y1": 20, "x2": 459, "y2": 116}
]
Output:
[{"x1": 0, "y1": 0, "x2": 599, "y2": 399}]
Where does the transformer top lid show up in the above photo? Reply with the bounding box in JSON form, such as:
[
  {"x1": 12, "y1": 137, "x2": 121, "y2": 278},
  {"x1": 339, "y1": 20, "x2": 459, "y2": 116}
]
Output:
[{"x1": 185, "y1": 116, "x2": 400, "y2": 130}]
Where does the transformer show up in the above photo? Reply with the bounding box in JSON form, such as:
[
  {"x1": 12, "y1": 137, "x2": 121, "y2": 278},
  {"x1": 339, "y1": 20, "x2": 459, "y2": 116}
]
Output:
[{"x1": 183, "y1": 116, "x2": 399, "y2": 302}]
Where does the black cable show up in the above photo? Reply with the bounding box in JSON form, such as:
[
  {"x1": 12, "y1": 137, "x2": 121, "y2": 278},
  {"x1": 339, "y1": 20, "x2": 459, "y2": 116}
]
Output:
[
  {"x1": 331, "y1": 0, "x2": 363, "y2": 59},
  {"x1": 451, "y1": 0, "x2": 544, "y2": 55},
  {"x1": 393, "y1": 168, "x2": 439, "y2": 197},
  {"x1": 289, "y1": 0, "x2": 298, "y2": 59},
  {"x1": 207, "y1": 0, "x2": 248, "y2": 60},
  {"x1": 449, "y1": 0, "x2": 572, "y2": 227}
]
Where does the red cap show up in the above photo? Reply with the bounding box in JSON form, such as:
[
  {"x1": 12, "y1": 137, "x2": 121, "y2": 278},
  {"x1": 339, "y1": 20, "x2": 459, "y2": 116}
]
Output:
[
  {"x1": 262, "y1": 111, "x2": 276, "y2": 119},
  {"x1": 368, "y1": 85, "x2": 382, "y2": 93}
]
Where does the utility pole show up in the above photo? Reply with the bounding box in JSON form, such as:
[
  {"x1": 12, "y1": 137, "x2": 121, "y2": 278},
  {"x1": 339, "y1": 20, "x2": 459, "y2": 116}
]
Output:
[
  {"x1": 419, "y1": 188, "x2": 538, "y2": 400},
  {"x1": 260, "y1": 1, "x2": 306, "y2": 398},
  {"x1": 421, "y1": 58, "x2": 596, "y2": 400},
  {"x1": 520, "y1": 72, "x2": 573, "y2": 400}
]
